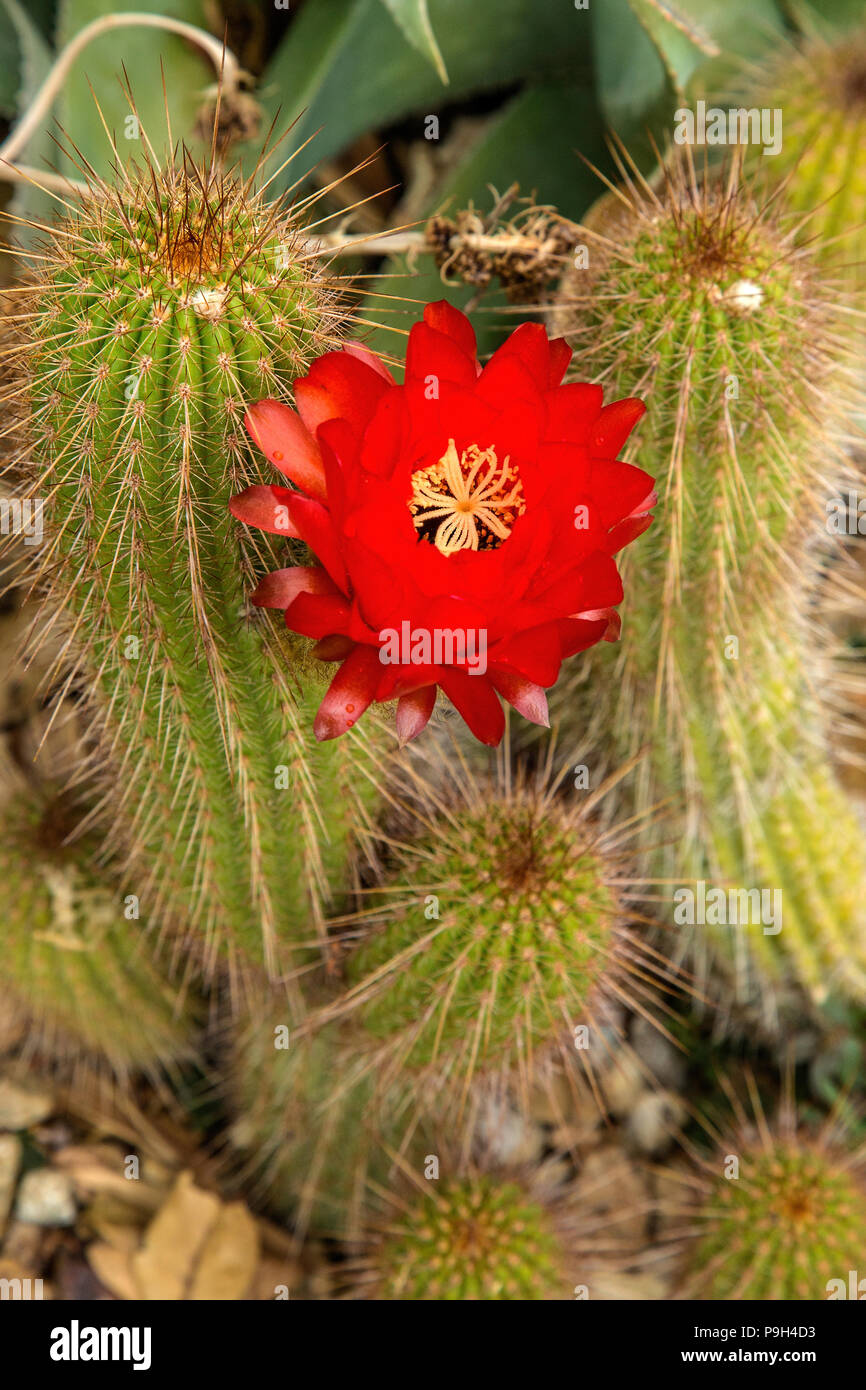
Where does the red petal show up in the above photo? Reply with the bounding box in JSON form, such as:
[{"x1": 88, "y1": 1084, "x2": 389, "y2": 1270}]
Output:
[
  {"x1": 395, "y1": 686, "x2": 437, "y2": 744},
  {"x1": 545, "y1": 382, "x2": 604, "y2": 443},
  {"x1": 251, "y1": 565, "x2": 338, "y2": 609},
  {"x1": 590, "y1": 398, "x2": 646, "y2": 456},
  {"x1": 405, "y1": 322, "x2": 478, "y2": 386},
  {"x1": 547, "y1": 337, "x2": 572, "y2": 387},
  {"x1": 312, "y1": 634, "x2": 356, "y2": 662},
  {"x1": 423, "y1": 300, "x2": 477, "y2": 359},
  {"x1": 286, "y1": 592, "x2": 352, "y2": 640},
  {"x1": 490, "y1": 622, "x2": 563, "y2": 686},
  {"x1": 342, "y1": 340, "x2": 395, "y2": 383},
  {"x1": 489, "y1": 669, "x2": 550, "y2": 727},
  {"x1": 244, "y1": 400, "x2": 327, "y2": 502},
  {"x1": 439, "y1": 671, "x2": 505, "y2": 746},
  {"x1": 287, "y1": 496, "x2": 349, "y2": 592},
  {"x1": 608, "y1": 512, "x2": 654, "y2": 553},
  {"x1": 574, "y1": 606, "x2": 622, "y2": 642},
  {"x1": 314, "y1": 646, "x2": 382, "y2": 741},
  {"x1": 557, "y1": 615, "x2": 611, "y2": 657},
  {"x1": 485, "y1": 321, "x2": 552, "y2": 390},
  {"x1": 229, "y1": 485, "x2": 301, "y2": 537},
  {"x1": 296, "y1": 352, "x2": 391, "y2": 437}
]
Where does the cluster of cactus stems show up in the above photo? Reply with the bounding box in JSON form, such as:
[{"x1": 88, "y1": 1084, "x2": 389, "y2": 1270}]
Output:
[
  {"x1": 552, "y1": 150, "x2": 866, "y2": 1018},
  {"x1": 1, "y1": 32, "x2": 866, "y2": 1298}
]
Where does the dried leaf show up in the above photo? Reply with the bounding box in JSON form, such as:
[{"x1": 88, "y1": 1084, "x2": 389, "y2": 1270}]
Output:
[
  {"x1": 188, "y1": 1201, "x2": 259, "y2": 1301},
  {"x1": 87, "y1": 1242, "x2": 140, "y2": 1303},
  {"x1": 131, "y1": 1171, "x2": 220, "y2": 1301}
]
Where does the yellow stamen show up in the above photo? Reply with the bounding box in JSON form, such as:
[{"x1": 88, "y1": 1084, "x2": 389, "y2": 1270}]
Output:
[{"x1": 409, "y1": 440, "x2": 526, "y2": 556}]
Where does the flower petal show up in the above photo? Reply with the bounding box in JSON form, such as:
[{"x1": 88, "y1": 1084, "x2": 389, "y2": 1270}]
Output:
[
  {"x1": 342, "y1": 340, "x2": 395, "y2": 383},
  {"x1": 489, "y1": 669, "x2": 550, "y2": 726},
  {"x1": 439, "y1": 670, "x2": 505, "y2": 746},
  {"x1": 423, "y1": 300, "x2": 477, "y2": 359},
  {"x1": 244, "y1": 400, "x2": 327, "y2": 501},
  {"x1": 396, "y1": 685, "x2": 437, "y2": 744},
  {"x1": 296, "y1": 352, "x2": 391, "y2": 437},
  {"x1": 314, "y1": 646, "x2": 383, "y2": 741},
  {"x1": 590, "y1": 398, "x2": 646, "y2": 456},
  {"x1": 251, "y1": 565, "x2": 338, "y2": 609},
  {"x1": 229, "y1": 485, "x2": 301, "y2": 537}
]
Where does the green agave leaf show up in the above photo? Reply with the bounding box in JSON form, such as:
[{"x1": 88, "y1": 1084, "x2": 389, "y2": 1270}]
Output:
[
  {"x1": 53, "y1": 0, "x2": 213, "y2": 180},
  {"x1": 632, "y1": 0, "x2": 785, "y2": 89},
  {"x1": 380, "y1": 0, "x2": 448, "y2": 83},
  {"x1": 253, "y1": 0, "x2": 596, "y2": 191},
  {"x1": 356, "y1": 81, "x2": 607, "y2": 362},
  {"x1": 591, "y1": 0, "x2": 676, "y2": 163},
  {"x1": 593, "y1": 0, "x2": 784, "y2": 161}
]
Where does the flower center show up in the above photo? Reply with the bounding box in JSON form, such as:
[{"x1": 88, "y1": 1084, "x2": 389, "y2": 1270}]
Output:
[{"x1": 409, "y1": 439, "x2": 526, "y2": 556}]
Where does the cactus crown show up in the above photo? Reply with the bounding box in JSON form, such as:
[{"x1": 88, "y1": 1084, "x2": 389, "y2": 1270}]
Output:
[
  {"x1": 687, "y1": 1136, "x2": 866, "y2": 1300},
  {"x1": 372, "y1": 1175, "x2": 568, "y2": 1301},
  {"x1": 344, "y1": 748, "x2": 675, "y2": 1103}
]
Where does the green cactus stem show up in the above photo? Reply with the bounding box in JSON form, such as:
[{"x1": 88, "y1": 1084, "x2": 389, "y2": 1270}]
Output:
[
  {"x1": 0, "y1": 788, "x2": 198, "y2": 1073},
  {"x1": 5, "y1": 149, "x2": 380, "y2": 980},
  {"x1": 552, "y1": 153, "x2": 866, "y2": 1014}
]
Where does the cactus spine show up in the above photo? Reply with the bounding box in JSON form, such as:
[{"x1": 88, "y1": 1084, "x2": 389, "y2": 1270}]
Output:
[
  {"x1": 6, "y1": 151, "x2": 378, "y2": 979},
  {"x1": 553, "y1": 156, "x2": 866, "y2": 1011}
]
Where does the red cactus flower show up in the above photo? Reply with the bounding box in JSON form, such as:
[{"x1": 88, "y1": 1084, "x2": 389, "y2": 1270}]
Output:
[{"x1": 230, "y1": 301, "x2": 653, "y2": 746}]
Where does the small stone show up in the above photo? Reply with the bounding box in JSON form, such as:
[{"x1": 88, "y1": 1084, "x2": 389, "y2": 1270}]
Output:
[
  {"x1": 0, "y1": 1133, "x2": 21, "y2": 1233},
  {"x1": 0, "y1": 1077, "x2": 54, "y2": 1131},
  {"x1": 630, "y1": 1015, "x2": 687, "y2": 1091},
  {"x1": 626, "y1": 1091, "x2": 686, "y2": 1156},
  {"x1": 15, "y1": 1168, "x2": 77, "y2": 1227},
  {"x1": 599, "y1": 1054, "x2": 646, "y2": 1118}
]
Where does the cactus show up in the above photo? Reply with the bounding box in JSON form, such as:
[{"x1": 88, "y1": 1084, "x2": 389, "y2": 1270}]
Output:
[
  {"x1": 552, "y1": 153, "x2": 866, "y2": 1013},
  {"x1": 225, "y1": 994, "x2": 399, "y2": 1239},
  {"x1": 348, "y1": 1168, "x2": 580, "y2": 1300},
  {"x1": 0, "y1": 787, "x2": 198, "y2": 1073},
  {"x1": 4, "y1": 147, "x2": 380, "y2": 980},
  {"x1": 678, "y1": 1114, "x2": 866, "y2": 1299},
  {"x1": 745, "y1": 26, "x2": 866, "y2": 298},
  {"x1": 342, "y1": 748, "x2": 678, "y2": 1113}
]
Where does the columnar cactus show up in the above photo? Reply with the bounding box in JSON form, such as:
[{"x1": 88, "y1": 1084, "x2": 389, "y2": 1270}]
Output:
[
  {"x1": 0, "y1": 788, "x2": 198, "y2": 1072},
  {"x1": 226, "y1": 995, "x2": 396, "y2": 1239},
  {"x1": 747, "y1": 26, "x2": 866, "y2": 297},
  {"x1": 6, "y1": 151, "x2": 379, "y2": 978},
  {"x1": 553, "y1": 155, "x2": 866, "y2": 1012}
]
